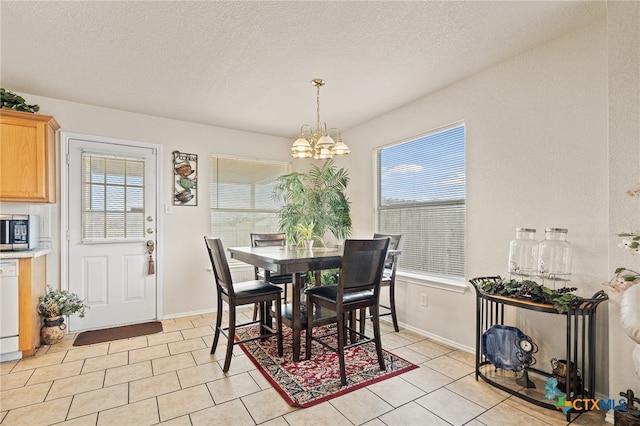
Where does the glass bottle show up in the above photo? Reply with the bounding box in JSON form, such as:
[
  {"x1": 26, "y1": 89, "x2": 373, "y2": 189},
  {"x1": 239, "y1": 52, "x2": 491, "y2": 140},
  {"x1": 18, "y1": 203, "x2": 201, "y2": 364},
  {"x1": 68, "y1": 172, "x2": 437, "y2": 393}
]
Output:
[
  {"x1": 538, "y1": 228, "x2": 572, "y2": 283},
  {"x1": 508, "y1": 228, "x2": 538, "y2": 277}
]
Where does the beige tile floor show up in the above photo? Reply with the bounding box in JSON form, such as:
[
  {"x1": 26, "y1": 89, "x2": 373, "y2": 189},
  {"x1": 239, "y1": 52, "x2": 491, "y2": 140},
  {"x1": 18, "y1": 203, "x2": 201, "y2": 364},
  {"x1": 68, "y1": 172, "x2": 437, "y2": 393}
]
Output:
[{"x1": 0, "y1": 307, "x2": 608, "y2": 426}]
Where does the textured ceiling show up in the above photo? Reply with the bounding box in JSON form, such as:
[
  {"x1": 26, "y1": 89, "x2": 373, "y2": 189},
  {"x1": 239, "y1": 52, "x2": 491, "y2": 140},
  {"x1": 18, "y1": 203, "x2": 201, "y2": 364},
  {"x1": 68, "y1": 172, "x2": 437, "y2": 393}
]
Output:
[{"x1": 0, "y1": 1, "x2": 605, "y2": 139}]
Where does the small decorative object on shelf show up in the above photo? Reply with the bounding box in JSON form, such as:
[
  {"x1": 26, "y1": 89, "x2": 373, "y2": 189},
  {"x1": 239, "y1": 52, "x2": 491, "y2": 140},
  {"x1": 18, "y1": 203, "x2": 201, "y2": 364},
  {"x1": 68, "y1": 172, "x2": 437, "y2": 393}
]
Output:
[
  {"x1": 482, "y1": 324, "x2": 525, "y2": 372},
  {"x1": 551, "y1": 358, "x2": 582, "y2": 394},
  {"x1": 38, "y1": 285, "x2": 89, "y2": 345},
  {"x1": 544, "y1": 377, "x2": 564, "y2": 400},
  {"x1": 515, "y1": 335, "x2": 538, "y2": 388}
]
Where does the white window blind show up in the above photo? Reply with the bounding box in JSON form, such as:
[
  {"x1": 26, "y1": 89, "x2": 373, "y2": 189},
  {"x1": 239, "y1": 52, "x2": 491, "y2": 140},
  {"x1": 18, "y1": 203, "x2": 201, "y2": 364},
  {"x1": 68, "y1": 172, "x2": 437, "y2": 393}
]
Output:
[
  {"x1": 377, "y1": 124, "x2": 465, "y2": 279},
  {"x1": 81, "y1": 153, "x2": 145, "y2": 241},
  {"x1": 210, "y1": 156, "x2": 291, "y2": 249}
]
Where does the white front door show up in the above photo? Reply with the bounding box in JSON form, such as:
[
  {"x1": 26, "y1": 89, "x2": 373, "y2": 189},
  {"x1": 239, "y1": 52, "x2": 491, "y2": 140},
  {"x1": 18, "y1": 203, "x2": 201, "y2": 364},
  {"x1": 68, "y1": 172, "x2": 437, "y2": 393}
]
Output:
[{"x1": 65, "y1": 135, "x2": 159, "y2": 332}]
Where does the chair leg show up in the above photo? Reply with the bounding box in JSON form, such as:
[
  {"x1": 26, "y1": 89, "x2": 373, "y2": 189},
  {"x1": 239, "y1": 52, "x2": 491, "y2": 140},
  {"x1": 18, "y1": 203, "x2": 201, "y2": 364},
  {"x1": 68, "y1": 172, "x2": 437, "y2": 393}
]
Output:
[
  {"x1": 359, "y1": 308, "x2": 366, "y2": 335},
  {"x1": 337, "y1": 311, "x2": 348, "y2": 386},
  {"x1": 305, "y1": 294, "x2": 314, "y2": 360},
  {"x1": 389, "y1": 281, "x2": 399, "y2": 332},
  {"x1": 275, "y1": 296, "x2": 283, "y2": 357},
  {"x1": 348, "y1": 310, "x2": 357, "y2": 344},
  {"x1": 371, "y1": 304, "x2": 386, "y2": 371},
  {"x1": 223, "y1": 307, "x2": 236, "y2": 373},
  {"x1": 258, "y1": 301, "x2": 267, "y2": 340},
  {"x1": 211, "y1": 295, "x2": 223, "y2": 354},
  {"x1": 252, "y1": 303, "x2": 259, "y2": 321}
]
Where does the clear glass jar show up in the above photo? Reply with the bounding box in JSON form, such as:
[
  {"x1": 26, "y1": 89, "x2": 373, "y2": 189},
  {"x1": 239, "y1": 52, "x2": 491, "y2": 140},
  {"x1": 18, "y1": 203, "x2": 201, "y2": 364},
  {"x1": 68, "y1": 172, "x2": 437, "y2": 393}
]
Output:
[
  {"x1": 508, "y1": 228, "x2": 538, "y2": 277},
  {"x1": 538, "y1": 228, "x2": 572, "y2": 280}
]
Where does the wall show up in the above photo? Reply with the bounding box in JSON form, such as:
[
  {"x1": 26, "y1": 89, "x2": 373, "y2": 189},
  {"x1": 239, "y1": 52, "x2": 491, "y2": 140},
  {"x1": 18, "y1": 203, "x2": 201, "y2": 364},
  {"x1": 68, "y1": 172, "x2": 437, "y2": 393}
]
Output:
[
  {"x1": 607, "y1": 0, "x2": 640, "y2": 407},
  {"x1": 342, "y1": 19, "x2": 611, "y2": 393}
]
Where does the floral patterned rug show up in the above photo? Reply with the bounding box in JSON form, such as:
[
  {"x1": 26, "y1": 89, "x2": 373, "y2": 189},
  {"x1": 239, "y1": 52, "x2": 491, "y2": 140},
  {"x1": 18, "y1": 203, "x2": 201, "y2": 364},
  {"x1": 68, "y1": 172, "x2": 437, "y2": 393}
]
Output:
[{"x1": 236, "y1": 324, "x2": 418, "y2": 407}]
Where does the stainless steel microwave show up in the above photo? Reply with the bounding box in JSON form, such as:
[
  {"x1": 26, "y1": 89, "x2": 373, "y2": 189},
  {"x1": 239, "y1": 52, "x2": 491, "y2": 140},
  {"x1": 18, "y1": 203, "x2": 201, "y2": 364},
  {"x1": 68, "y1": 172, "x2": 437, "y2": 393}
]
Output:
[{"x1": 0, "y1": 215, "x2": 40, "y2": 251}]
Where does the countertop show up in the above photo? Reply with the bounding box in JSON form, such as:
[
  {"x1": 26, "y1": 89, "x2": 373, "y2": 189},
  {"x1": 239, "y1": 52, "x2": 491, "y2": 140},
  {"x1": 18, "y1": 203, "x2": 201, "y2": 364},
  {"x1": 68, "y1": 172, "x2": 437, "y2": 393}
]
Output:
[{"x1": 0, "y1": 247, "x2": 51, "y2": 259}]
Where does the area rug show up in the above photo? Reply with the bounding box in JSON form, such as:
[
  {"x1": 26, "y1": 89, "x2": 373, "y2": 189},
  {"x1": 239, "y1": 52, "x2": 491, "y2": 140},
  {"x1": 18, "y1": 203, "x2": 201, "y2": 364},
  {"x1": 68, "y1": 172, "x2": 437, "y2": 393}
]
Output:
[
  {"x1": 236, "y1": 324, "x2": 418, "y2": 407},
  {"x1": 73, "y1": 321, "x2": 163, "y2": 346}
]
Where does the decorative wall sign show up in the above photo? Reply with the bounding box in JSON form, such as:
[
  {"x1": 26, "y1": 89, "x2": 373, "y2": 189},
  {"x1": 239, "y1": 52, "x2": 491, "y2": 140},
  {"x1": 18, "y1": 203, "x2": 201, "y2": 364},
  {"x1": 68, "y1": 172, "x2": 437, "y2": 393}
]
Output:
[{"x1": 173, "y1": 151, "x2": 197, "y2": 206}]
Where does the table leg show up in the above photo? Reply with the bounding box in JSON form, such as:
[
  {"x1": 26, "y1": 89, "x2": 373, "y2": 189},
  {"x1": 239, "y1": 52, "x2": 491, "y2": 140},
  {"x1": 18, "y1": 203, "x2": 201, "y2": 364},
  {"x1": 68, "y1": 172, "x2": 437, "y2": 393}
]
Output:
[{"x1": 292, "y1": 272, "x2": 302, "y2": 362}]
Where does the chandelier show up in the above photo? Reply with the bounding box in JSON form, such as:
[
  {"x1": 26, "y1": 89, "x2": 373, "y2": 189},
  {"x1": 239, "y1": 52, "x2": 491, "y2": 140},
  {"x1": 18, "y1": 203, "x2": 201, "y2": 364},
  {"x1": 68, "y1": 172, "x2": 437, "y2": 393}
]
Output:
[{"x1": 291, "y1": 79, "x2": 350, "y2": 159}]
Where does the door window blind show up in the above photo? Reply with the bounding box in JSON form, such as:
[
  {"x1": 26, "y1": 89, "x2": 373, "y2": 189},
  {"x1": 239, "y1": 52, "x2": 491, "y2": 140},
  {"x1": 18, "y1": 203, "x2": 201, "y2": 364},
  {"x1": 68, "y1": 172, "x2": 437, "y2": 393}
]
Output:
[{"x1": 81, "y1": 153, "x2": 145, "y2": 241}]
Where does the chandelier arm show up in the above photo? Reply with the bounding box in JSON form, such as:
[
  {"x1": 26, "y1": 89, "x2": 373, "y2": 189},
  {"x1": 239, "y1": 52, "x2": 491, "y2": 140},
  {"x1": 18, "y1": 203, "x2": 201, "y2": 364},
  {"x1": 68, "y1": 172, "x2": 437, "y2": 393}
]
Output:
[
  {"x1": 328, "y1": 128, "x2": 341, "y2": 138},
  {"x1": 300, "y1": 124, "x2": 313, "y2": 137}
]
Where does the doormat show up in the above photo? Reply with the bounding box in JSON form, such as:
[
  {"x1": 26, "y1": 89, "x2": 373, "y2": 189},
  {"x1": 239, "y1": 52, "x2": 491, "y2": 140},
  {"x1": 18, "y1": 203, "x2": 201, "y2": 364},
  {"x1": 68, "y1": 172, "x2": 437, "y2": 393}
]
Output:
[
  {"x1": 236, "y1": 324, "x2": 418, "y2": 408},
  {"x1": 73, "y1": 321, "x2": 163, "y2": 346}
]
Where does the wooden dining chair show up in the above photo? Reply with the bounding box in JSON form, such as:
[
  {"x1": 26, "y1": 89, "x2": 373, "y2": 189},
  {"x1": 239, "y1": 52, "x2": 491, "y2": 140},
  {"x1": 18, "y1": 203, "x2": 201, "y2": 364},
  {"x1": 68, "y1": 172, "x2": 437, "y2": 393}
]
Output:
[
  {"x1": 250, "y1": 233, "x2": 293, "y2": 320},
  {"x1": 361, "y1": 233, "x2": 403, "y2": 332},
  {"x1": 204, "y1": 237, "x2": 283, "y2": 372},
  {"x1": 305, "y1": 237, "x2": 390, "y2": 386}
]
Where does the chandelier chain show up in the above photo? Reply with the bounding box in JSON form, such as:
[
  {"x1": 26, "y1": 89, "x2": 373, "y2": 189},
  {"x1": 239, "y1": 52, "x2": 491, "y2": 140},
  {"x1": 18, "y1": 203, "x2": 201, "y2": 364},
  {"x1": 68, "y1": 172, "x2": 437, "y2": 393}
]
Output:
[{"x1": 316, "y1": 84, "x2": 321, "y2": 130}]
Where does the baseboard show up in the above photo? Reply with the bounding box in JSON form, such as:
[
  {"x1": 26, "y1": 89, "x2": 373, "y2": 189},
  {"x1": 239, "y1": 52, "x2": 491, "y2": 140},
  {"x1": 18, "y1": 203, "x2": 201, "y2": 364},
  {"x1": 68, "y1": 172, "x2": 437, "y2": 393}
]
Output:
[
  {"x1": 162, "y1": 307, "x2": 218, "y2": 320},
  {"x1": 388, "y1": 318, "x2": 475, "y2": 354}
]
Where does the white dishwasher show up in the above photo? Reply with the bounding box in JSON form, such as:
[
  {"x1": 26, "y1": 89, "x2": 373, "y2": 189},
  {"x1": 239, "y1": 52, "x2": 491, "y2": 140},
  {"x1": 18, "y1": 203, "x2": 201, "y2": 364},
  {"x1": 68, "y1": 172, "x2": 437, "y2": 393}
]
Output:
[{"x1": 0, "y1": 259, "x2": 21, "y2": 361}]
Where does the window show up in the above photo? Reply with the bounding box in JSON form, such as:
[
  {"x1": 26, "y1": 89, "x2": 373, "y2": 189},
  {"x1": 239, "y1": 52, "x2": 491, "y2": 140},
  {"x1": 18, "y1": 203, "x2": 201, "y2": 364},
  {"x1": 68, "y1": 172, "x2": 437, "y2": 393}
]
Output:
[
  {"x1": 377, "y1": 124, "x2": 465, "y2": 280},
  {"x1": 210, "y1": 156, "x2": 291, "y2": 250},
  {"x1": 82, "y1": 153, "x2": 145, "y2": 241}
]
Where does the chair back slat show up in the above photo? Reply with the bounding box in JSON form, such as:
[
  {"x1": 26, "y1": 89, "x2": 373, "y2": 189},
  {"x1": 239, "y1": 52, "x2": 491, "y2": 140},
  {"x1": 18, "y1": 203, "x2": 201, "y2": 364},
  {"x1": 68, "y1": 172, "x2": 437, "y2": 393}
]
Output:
[
  {"x1": 251, "y1": 233, "x2": 286, "y2": 247},
  {"x1": 339, "y1": 238, "x2": 390, "y2": 294},
  {"x1": 204, "y1": 237, "x2": 234, "y2": 295},
  {"x1": 374, "y1": 233, "x2": 402, "y2": 272},
  {"x1": 373, "y1": 233, "x2": 402, "y2": 251}
]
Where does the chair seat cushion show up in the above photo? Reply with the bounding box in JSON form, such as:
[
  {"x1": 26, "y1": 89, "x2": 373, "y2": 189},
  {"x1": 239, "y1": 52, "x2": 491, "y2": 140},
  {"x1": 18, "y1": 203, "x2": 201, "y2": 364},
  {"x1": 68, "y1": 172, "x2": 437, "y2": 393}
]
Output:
[
  {"x1": 268, "y1": 274, "x2": 293, "y2": 285},
  {"x1": 221, "y1": 280, "x2": 282, "y2": 299},
  {"x1": 305, "y1": 285, "x2": 374, "y2": 304}
]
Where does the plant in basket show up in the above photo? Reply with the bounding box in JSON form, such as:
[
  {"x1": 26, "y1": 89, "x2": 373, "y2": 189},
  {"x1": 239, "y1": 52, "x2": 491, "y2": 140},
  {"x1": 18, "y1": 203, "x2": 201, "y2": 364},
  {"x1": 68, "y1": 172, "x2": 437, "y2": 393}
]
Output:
[{"x1": 38, "y1": 286, "x2": 89, "y2": 345}]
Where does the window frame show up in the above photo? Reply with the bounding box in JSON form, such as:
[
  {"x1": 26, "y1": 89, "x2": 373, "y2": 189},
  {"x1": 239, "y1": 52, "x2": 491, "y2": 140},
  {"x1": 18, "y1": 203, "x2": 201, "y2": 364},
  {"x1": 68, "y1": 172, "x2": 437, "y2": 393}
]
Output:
[
  {"x1": 209, "y1": 155, "x2": 291, "y2": 260},
  {"x1": 375, "y1": 122, "x2": 467, "y2": 292}
]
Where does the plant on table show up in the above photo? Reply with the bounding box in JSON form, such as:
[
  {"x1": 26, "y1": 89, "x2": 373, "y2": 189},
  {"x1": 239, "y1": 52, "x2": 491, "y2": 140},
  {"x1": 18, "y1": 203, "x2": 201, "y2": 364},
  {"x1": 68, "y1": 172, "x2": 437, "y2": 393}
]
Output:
[{"x1": 292, "y1": 221, "x2": 324, "y2": 249}]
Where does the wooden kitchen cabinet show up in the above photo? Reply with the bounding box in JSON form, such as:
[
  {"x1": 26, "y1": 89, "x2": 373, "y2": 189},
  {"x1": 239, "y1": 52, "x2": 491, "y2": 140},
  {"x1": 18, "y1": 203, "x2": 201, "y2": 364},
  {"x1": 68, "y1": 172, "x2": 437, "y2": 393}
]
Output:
[
  {"x1": 18, "y1": 254, "x2": 47, "y2": 357},
  {"x1": 0, "y1": 110, "x2": 60, "y2": 203}
]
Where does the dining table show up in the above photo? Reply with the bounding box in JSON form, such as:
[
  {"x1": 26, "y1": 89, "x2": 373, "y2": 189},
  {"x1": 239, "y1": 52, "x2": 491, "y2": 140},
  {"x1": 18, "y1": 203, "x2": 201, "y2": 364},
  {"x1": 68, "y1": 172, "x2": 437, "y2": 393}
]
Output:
[
  {"x1": 228, "y1": 245, "x2": 342, "y2": 361},
  {"x1": 227, "y1": 244, "x2": 400, "y2": 362}
]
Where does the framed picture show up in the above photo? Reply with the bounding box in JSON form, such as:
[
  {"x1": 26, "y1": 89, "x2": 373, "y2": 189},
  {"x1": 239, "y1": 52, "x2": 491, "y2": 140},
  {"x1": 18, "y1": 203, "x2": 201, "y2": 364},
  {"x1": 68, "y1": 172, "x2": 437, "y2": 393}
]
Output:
[{"x1": 173, "y1": 150, "x2": 197, "y2": 206}]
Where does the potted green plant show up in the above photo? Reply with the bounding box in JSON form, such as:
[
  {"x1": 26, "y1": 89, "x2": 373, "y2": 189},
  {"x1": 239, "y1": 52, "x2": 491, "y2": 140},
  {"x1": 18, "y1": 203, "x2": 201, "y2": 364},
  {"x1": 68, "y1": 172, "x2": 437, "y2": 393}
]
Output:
[
  {"x1": 38, "y1": 285, "x2": 89, "y2": 345},
  {"x1": 293, "y1": 221, "x2": 324, "y2": 250},
  {"x1": 273, "y1": 159, "x2": 352, "y2": 247}
]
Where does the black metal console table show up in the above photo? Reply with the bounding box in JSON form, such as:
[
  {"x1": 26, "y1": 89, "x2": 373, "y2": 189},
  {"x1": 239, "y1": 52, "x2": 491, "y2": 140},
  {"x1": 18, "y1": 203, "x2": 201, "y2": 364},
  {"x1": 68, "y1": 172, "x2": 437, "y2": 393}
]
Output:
[{"x1": 470, "y1": 276, "x2": 608, "y2": 422}]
